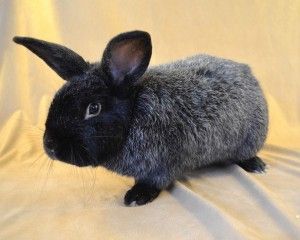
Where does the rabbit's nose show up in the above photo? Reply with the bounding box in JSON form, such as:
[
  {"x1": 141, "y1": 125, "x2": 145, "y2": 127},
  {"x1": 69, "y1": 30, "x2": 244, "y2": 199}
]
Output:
[{"x1": 43, "y1": 134, "x2": 57, "y2": 159}]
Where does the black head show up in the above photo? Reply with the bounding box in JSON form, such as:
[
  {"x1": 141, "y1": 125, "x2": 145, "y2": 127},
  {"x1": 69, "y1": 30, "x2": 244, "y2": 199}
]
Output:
[{"x1": 13, "y1": 31, "x2": 152, "y2": 166}]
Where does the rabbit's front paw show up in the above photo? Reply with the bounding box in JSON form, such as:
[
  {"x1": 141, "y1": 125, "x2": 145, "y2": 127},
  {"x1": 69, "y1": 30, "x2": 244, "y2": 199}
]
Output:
[{"x1": 124, "y1": 182, "x2": 161, "y2": 206}]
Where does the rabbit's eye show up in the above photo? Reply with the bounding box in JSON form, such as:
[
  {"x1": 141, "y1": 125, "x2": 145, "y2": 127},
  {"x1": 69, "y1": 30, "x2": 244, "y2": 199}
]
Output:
[{"x1": 85, "y1": 103, "x2": 101, "y2": 119}]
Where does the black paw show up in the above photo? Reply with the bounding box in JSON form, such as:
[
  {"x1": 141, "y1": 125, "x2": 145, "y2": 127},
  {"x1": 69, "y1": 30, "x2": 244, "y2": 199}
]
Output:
[
  {"x1": 237, "y1": 156, "x2": 266, "y2": 173},
  {"x1": 124, "y1": 182, "x2": 161, "y2": 206}
]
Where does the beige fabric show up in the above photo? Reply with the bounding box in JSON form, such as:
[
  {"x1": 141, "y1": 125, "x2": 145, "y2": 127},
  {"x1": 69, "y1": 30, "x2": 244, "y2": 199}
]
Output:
[{"x1": 0, "y1": 0, "x2": 299, "y2": 239}]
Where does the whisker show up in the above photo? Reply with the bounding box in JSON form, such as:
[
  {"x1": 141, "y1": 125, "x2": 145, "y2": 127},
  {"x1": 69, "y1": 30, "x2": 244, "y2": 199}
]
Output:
[
  {"x1": 70, "y1": 146, "x2": 87, "y2": 202},
  {"x1": 35, "y1": 155, "x2": 50, "y2": 177},
  {"x1": 76, "y1": 148, "x2": 98, "y2": 204},
  {"x1": 20, "y1": 126, "x2": 44, "y2": 134},
  {"x1": 79, "y1": 156, "x2": 88, "y2": 202},
  {"x1": 87, "y1": 166, "x2": 97, "y2": 203},
  {"x1": 36, "y1": 157, "x2": 52, "y2": 198},
  {"x1": 16, "y1": 118, "x2": 45, "y2": 132},
  {"x1": 26, "y1": 133, "x2": 43, "y2": 138},
  {"x1": 37, "y1": 155, "x2": 52, "y2": 200},
  {"x1": 29, "y1": 152, "x2": 44, "y2": 168},
  {"x1": 80, "y1": 145, "x2": 89, "y2": 152},
  {"x1": 79, "y1": 153, "x2": 97, "y2": 204},
  {"x1": 84, "y1": 135, "x2": 119, "y2": 139}
]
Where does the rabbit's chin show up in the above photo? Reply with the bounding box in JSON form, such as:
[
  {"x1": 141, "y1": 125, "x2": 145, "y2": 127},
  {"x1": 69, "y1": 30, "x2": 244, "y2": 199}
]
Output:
[
  {"x1": 43, "y1": 146, "x2": 94, "y2": 167},
  {"x1": 47, "y1": 145, "x2": 119, "y2": 168},
  {"x1": 48, "y1": 153, "x2": 102, "y2": 168}
]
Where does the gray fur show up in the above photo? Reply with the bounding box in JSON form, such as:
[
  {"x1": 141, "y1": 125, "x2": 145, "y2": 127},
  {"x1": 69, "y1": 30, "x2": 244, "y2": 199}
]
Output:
[
  {"x1": 13, "y1": 31, "x2": 268, "y2": 201},
  {"x1": 104, "y1": 54, "x2": 268, "y2": 188}
]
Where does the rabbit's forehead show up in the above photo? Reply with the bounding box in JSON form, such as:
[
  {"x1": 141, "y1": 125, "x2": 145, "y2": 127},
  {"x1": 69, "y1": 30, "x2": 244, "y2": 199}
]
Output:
[
  {"x1": 50, "y1": 80, "x2": 107, "y2": 117},
  {"x1": 46, "y1": 78, "x2": 107, "y2": 127},
  {"x1": 55, "y1": 78, "x2": 107, "y2": 98}
]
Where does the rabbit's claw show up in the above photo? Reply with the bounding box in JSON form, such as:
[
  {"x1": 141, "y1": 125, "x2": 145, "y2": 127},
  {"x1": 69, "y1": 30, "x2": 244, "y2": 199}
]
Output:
[
  {"x1": 237, "y1": 156, "x2": 266, "y2": 173},
  {"x1": 124, "y1": 182, "x2": 161, "y2": 206}
]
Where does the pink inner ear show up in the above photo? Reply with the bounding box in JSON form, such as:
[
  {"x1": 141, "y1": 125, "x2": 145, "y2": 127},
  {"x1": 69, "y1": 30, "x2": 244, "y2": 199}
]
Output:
[{"x1": 110, "y1": 39, "x2": 144, "y2": 83}]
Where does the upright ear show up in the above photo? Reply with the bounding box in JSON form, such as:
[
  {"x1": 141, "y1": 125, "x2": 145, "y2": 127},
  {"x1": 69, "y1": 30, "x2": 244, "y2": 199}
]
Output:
[
  {"x1": 101, "y1": 30, "x2": 152, "y2": 86},
  {"x1": 13, "y1": 37, "x2": 89, "y2": 80}
]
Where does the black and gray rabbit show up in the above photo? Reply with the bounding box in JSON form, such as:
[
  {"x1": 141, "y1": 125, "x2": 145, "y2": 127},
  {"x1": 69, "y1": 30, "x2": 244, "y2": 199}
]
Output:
[{"x1": 13, "y1": 30, "x2": 268, "y2": 205}]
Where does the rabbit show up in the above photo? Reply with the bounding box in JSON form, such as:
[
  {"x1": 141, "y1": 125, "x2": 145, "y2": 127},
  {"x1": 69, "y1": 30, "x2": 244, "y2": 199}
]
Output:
[{"x1": 13, "y1": 30, "x2": 268, "y2": 206}]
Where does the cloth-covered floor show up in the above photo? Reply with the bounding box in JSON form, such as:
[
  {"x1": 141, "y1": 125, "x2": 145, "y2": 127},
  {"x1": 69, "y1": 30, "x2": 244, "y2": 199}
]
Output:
[{"x1": 1, "y1": 1, "x2": 299, "y2": 239}]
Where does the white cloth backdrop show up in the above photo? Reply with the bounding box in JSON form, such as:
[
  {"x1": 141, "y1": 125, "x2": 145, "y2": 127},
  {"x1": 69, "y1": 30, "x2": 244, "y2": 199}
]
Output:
[{"x1": 0, "y1": 1, "x2": 299, "y2": 239}]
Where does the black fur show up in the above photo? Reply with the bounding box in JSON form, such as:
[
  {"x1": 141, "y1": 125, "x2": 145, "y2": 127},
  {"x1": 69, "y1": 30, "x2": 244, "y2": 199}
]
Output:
[
  {"x1": 13, "y1": 30, "x2": 268, "y2": 205},
  {"x1": 13, "y1": 36, "x2": 88, "y2": 80},
  {"x1": 124, "y1": 182, "x2": 160, "y2": 206},
  {"x1": 237, "y1": 156, "x2": 266, "y2": 173}
]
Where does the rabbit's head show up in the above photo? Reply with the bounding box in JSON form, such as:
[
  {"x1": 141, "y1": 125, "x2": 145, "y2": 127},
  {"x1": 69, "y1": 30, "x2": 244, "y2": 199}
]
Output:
[{"x1": 13, "y1": 31, "x2": 152, "y2": 166}]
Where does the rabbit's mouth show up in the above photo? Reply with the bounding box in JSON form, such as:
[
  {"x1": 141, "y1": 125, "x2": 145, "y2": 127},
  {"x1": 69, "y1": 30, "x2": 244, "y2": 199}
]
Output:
[
  {"x1": 43, "y1": 123, "x2": 125, "y2": 167},
  {"x1": 43, "y1": 131, "x2": 93, "y2": 167},
  {"x1": 44, "y1": 144, "x2": 94, "y2": 167}
]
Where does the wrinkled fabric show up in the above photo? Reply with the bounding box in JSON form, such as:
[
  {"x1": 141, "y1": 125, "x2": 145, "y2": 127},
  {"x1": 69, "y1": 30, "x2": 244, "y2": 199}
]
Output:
[{"x1": 0, "y1": 1, "x2": 299, "y2": 239}]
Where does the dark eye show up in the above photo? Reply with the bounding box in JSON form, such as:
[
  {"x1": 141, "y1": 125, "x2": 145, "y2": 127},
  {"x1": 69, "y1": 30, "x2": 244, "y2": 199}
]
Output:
[{"x1": 85, "y1": 103, "x2": 101, "y2": 119}]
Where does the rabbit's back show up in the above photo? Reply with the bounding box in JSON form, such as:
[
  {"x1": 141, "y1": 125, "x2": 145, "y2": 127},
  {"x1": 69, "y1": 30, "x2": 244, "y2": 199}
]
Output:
[{"x1": 120, "y1": 55, "x2": 268, "y2": 184}]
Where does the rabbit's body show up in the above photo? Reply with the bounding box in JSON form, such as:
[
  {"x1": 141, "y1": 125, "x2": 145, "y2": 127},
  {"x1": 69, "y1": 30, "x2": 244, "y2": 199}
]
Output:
[
  {"x1": 14, "y1": 31, "x2": 268, "y2": 205},
  {"x1": 106, "y1": 54, "x2": 268, "y2": 188}
]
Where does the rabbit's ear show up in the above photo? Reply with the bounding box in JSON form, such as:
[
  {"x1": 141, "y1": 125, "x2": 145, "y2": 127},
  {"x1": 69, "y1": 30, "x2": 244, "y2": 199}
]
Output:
[
  {"x1": 101, "y1": 31, "x2": 152, "y2": 86},
  {"x1": 13, "y1": 37, "x2": 89, "y2": 80}
]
